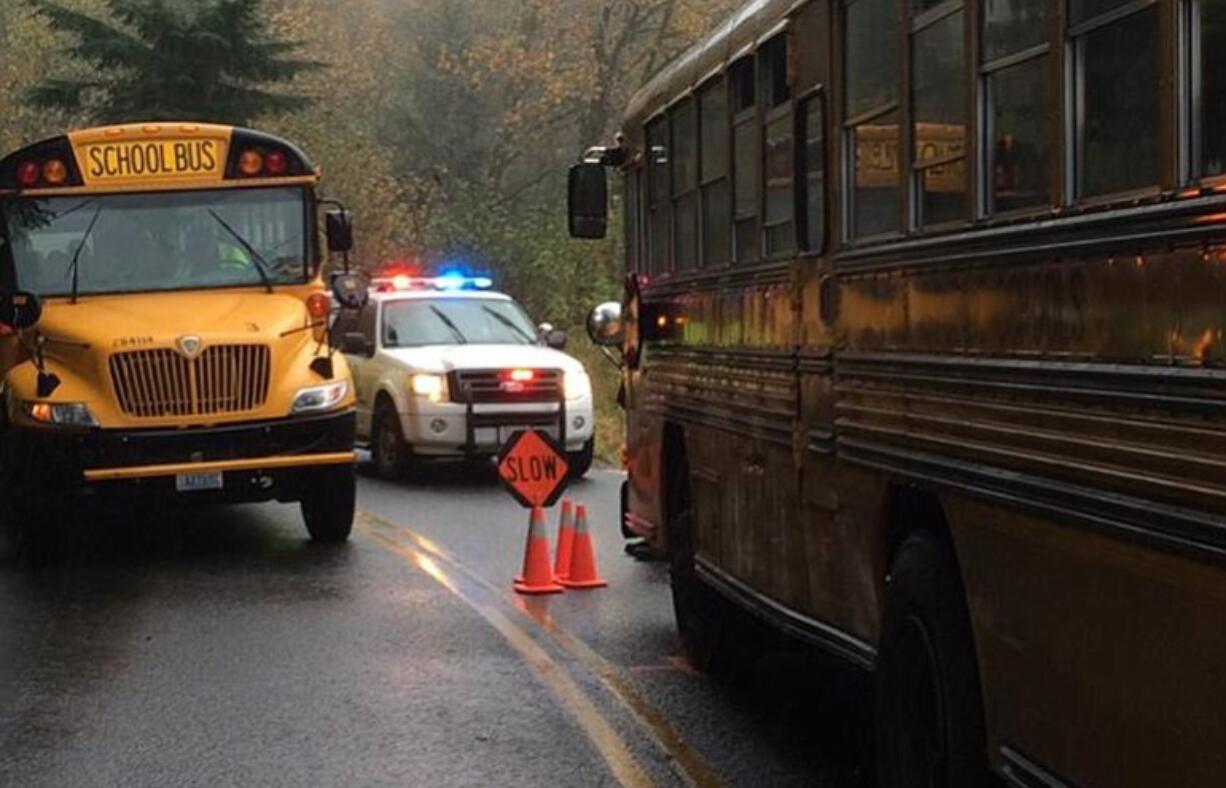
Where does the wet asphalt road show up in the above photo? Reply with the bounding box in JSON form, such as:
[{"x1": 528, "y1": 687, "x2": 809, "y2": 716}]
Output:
[{"x1": 0, "y1": 461, "x2": 871, "y2": 787}]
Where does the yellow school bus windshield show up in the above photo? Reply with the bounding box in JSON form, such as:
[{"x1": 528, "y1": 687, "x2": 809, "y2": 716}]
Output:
[{"x1": 0, "y1": 186, "x2": 310, "y2": 297}]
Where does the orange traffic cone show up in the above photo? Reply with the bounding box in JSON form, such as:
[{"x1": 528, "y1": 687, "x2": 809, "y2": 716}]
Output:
[
  {"x1": 514, "y1": 506, "x2": 564, "y2": 595},
  {"x1": 560, "y1": 505, "x2": 607, "y2": 589},
  {"x1": 553, "y1": 500, "x2": 576, "y2": 581}
]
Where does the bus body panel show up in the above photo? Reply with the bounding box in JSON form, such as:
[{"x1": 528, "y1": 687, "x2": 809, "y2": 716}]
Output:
[{"x1": 606, "y1": 0, "x2": 1226, "y2": 784}]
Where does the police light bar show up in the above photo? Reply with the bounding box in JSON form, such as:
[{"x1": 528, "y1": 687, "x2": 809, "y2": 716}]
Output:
[{"x1": 371, "y1": 275, "x2": 493, "y2": 293}]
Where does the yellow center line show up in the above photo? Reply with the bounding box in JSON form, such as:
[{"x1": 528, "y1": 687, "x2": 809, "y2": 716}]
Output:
[
  {"x1": 357, "y1": 509, "x2": 725, "y2": 788},
  {"x1": 360, "y1": 520, "x2": 654, "y2": 788}
]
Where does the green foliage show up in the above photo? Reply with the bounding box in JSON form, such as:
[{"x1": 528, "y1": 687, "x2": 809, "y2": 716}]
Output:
[{"x1": 25, "y1": 0, "x2": 320, "y2": 126}]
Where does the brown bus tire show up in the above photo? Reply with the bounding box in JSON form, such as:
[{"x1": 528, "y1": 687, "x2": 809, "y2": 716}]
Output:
[
  {"x1": 669, "y1": 509, "x2": 733, "y2": 674},
  {"x1": 301, "y1": 466, "x2": 356, "y2": 544},
  {"x1": 875, "y1": 531, "x2": 993, "y2": 788}
]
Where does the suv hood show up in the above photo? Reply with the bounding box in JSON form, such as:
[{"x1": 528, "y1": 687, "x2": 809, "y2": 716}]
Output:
[{"x1": 382, "y1": 344, "x2": 584, "y2": 374}]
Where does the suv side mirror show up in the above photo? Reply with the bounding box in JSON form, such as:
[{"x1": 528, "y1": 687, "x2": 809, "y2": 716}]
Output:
[
  {"x1": 586, "y1": 302, "x2": 623, "y2": 347},
  {"x1": 544, "y1": 328, "x2": 567, "y2": 350},
  {"x1": 0, "y1": 290, "x2": 42, "y2": 330},
  {"x1": 568, "y1": 163, "x2": 608, "y2": 239},
  {"x1": 331, "y1": 271, "x2": 369, "y2": 311},
  {"x1": 340, "y1": 332, "x2": 374, "y2": 357},
  {"x1": 325, "y1": 209, "x2": 354, "y2": 253}
]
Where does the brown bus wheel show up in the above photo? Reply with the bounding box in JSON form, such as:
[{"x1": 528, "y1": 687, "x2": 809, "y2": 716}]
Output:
[
  {"x1": 875, "y1": 531, "x2": 993, "y2": 788},
  {"x1": 669, "y1": 509, "x2": 740, "y2": 676}
]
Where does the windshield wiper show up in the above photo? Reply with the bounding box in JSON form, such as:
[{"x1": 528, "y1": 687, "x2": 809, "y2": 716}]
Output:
[
  {"x1": 481, "y1": 306, "x2": 535, "y2": 344},
  {"x1": 429, "y1": 305, "x2": 468, "y2": 344},
  {"x1": 207, "y1": 209, "x2": 274, "y2": 294},
  {"x1": 67, "y1": 204, "x2": 104, "y2": 305}
]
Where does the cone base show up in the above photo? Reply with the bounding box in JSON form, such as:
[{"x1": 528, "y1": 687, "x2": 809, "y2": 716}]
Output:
[
  {"x1": 559, "y1": 578, "x2": 608, "y2": 590},
  {"x1": 514, "y1": 581, "x2": 565, "y2": 595}
]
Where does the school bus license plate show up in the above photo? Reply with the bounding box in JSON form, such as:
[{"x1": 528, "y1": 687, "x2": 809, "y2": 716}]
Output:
[
  {"x1": 80, "y1": 139, "x2": 224, "y2": 184},
  {"x1": 175, "y1": 471, "x2": 224, "y2": 493}
]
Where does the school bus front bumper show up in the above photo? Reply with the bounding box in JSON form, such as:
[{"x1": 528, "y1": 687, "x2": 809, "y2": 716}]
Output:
[{"x1": 5, "y1": 409, "x2": 356, "y2": 503}]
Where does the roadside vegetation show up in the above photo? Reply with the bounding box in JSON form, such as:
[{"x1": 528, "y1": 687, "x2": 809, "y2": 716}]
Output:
[{"x1": 0, "y1": 0, "x2": 739, "y2": 461}]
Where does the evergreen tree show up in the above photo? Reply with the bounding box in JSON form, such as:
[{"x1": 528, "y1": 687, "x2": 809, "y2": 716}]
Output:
[{"x1": 26, "y1": 0, "x2": 320, "y2": 126}]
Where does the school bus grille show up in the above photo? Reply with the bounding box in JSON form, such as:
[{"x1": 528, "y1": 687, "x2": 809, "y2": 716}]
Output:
[{"x1": 109, "y1": 345, "x2": 271, "y2": 418}]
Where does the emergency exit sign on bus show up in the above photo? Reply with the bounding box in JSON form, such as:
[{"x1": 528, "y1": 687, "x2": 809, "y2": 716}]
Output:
[{"x1": 497, "y1": 429, "x2": 569, "y2": 508}]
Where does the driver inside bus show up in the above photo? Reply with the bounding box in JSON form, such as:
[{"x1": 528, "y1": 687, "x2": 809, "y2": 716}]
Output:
[{"x1": 181, "y1": 221, "x2": 250, "y2": 284}]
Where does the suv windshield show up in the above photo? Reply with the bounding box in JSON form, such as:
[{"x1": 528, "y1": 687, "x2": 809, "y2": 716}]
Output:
[
  {"x1": 0, "y1": 187, "x2": 309, "y2": 297},
  {"x1": 383, "y1": 298, "x2": 538, "y2": 347}
]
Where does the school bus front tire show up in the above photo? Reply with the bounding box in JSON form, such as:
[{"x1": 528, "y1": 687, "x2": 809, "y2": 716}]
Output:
[{"x1": 301, "y1": 465, "x2": 356, "y2": 544}]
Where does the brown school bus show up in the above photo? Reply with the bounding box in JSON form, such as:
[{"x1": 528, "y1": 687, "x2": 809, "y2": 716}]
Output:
[{"x1": 570, "y1": 1, "x2": 1226, "y2": 786}]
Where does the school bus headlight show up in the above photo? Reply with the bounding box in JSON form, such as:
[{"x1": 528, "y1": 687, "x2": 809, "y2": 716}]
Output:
[
  {"x1": 410, "y1": 373, "x2": 448, "y2": 403},
  {"x1": 291, "y1": 381, "x2": 349, "y2": 414},
  {"x1": 23, "y1": 402, "x2": 98, "y2": 427},
  {"x1": 564, "y1": 371, "x2": 591, "y2": 400}
]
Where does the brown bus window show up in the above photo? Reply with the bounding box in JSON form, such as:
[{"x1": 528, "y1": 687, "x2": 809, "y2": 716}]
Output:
[
  {"x1": 625, "y1": 168, "x2": 642, "y2": 272},
  {"x1": 1195, "y1": 0, "x2": 1226, "y2": 177},
  {"x1": 912, "y1": 5, "x2": 967, "y2": 227},
  {"x1": 699, "y1": 78, "x2": 732, "y2": 267},
  {"x1": 671, "y1": 99, "x2": 699, "y2": 271},
  {"x1": 1072, "y1": 3, "x2": 1160, "y2": 198},
  {"x1": 761, "y1": 35, "x2": 796, "y2": 255},
  {"x1": 646, "y1": 117, "x2": 671, "y2": 274},
  {"x1": 845, "y1": 0, "x2": 901, "y2": 239},
  {"x1": 731, "y1": 57, "x2": 760, "y2": 263},
  {"x1": 799, "y1": 93, "x2": 827, "y2": 253},
  {"x1": 983, "y1": 0, "x2": 1050, "y2": 214}
]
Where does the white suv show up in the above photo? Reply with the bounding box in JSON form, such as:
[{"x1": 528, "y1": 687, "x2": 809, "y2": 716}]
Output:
[{"x1": 338, "y1": 278, "x2": 595, "y2": 479}]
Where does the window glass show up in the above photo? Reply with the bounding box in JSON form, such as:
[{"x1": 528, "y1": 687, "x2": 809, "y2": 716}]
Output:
[
  {"x1": 1080, "y1": 7, "x2": 1159, "y2": 196},
  {"x1": 852, "y1": 113, "x2": 901, "y2": 237},
  {"x1": 647, "y1": 118, "x2": 670, "y2": 272},
  {"x1": 989, "y1": 56, "x2": 1050, "y2": 212},
  {"x1": 846, "y1": 0, "x2": 899, "y2": 117},
  {"x1": 801, "y1": 96, "x2": 826, "y2": 252},
  {"x1": 734, "y1": 119, "x2": 760, "y2": 262},
  {"x1": 674, "y1": 193, "x2": 699, "y2": 270},
  {"x1": 2, "y1": 188, "x2": 308, "y2": 296},
  {"x1": 703, "y1": 180, "x2": 732, "y2": 267},
  {"x1": 731, "y1": 58, "x2": 755, "y2": 114},
  {"x1": 700, "y1": 80, "x2": 729, "y2": 182},
  {"x1": 1070, "y1": 0, "x2": 1136, "y2": 26},
  {"x1": 913, "y1": 10, "x2": 966, "y2": 225},
  {"x1": 699, "y1": 78, "x2": 731, "y2": 267},
  {"x1": 983, "y1": 0, "x2": 1048, "y2": 61},
  {"x1": 382, "y1": 299, "x2": 538, "y2": 347},
  {"x1": 1202, "y1": 0, "x2": 1226, "y2": 176},
  {"x1": 671, "y1": 100, "x2": 698, "y2": 195},
  {"x1": 625, "y1": 169, "x2": 641, "y2": 270},
  {"x1": 764, "y1": 113, "x2": 796, "y2": 255},
  {"x1": 760, "y1": 35, "x2": 791, "y2": 109}
]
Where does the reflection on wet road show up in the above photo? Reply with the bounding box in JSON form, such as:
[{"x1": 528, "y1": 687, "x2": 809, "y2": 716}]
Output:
[{"x1": 0, "y1": 465, "x2": 869, "y2": 787}]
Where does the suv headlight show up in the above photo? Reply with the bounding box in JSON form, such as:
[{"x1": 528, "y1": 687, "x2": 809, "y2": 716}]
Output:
[
  {"x1": 22, "y1": 402, "x2": 98, "y2": 427},
  {"x1": 564, "y1": 370, "x2": 591, "y2": 400},
  {"x1": 291, "y1": 381, "x2": 349, "y2": 414},
  {"x1": 410, "y1": 373, "x2": 448, "y2": 403}
]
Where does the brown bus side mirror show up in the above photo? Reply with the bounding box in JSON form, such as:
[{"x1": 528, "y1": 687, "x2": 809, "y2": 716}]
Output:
[
  {"x1": 568, "y1": 163, "x2": 608, "y2": 239},
  {"x1": 326, "y1": 209, "x2": 354, "y2": 253},
  {"x1": 0, "y1": 290, "x2": 42, "y2": 330}
]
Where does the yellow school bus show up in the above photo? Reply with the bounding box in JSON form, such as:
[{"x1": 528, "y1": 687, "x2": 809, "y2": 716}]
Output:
[{"x1": 0, "y1": 123, "x2": 365, "y2": 553}]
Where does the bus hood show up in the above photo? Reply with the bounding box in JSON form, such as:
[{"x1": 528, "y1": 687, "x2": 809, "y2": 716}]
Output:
[
  {"x1": 37, "y1": 291, "x2": 310, "y2": 348},
  {"x1": 383, "y1": 344, "x2": 585, "y2": 374}
]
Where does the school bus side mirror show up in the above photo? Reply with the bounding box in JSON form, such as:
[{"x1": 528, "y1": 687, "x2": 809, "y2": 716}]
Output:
[
  {"x1": 325, "y1": 209, "x2": 354, "y2": 253},
  {"x1": 568, "y1": 163, "x2": 608, "y2": 239},
  {"x1": 0, "y1": 290, "x2": 42, "y2": 330},
  {"x1": 586, "y1": 302, "x2": 623, "y2": 347},
  {"x1": 340, "y1": 332, "x2": 375, "y2": 357}
]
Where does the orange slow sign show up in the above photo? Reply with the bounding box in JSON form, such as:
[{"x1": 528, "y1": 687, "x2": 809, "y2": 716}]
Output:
[
  {"x1": 79, "y1": 139, "x2": 224, "y2": 184},
  {"x1": 498, "y1": 429, "x2": 569, "y2": 508}
]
